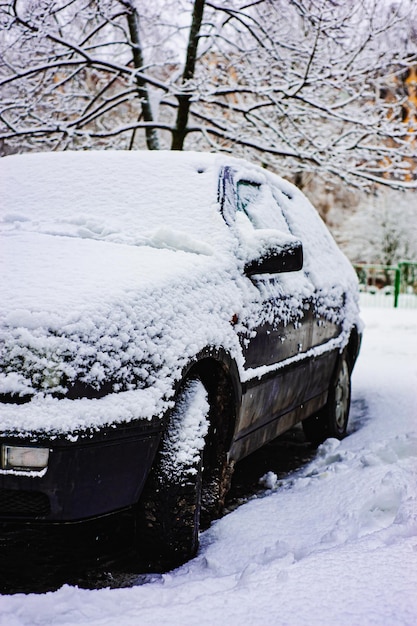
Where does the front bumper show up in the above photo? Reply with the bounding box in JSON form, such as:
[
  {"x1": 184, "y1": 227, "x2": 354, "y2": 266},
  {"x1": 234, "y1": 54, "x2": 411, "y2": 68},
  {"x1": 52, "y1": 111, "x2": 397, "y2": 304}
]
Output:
[{"x1": 0, "y1": 417, "x2": 162, "y2": 522}]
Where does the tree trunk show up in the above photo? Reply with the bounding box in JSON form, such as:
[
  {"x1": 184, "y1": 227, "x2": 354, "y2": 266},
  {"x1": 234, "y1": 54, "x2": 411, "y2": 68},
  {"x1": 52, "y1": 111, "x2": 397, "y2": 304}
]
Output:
[
  {"x1": 171, "y1": 0, "x2": 205, "y2": 150},
  {"x1": 126, "y1": 5, "x2": 160, "y2": 150}
]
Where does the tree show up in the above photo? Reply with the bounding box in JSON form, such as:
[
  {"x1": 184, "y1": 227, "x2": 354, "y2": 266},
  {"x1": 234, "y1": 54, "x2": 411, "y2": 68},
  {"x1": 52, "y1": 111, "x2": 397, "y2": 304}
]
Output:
[
  {"x1": 1, "y1": 0, "x2": 416, "y2": 189},
  {"x1": 338, "y1": 187, "x2": 417, "y2": 266}
]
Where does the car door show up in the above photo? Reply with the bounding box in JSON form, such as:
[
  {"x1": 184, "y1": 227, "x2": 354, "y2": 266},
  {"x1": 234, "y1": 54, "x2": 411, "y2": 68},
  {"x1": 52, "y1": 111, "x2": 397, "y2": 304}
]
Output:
[
  {"x1": 270, "y1": 181, "x2": 344, "y2": 352},
  {"x1": 219, "y1": 167, "x2": 325, "y2": 456},
  {"x1": 233, "y1": 177, "x2": 316, "y2": 369}
]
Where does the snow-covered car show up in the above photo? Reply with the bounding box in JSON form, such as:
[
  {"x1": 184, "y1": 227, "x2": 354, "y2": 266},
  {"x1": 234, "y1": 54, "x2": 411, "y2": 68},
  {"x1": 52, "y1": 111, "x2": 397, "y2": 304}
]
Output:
[{"x1": 0, "y1": 151, "x2": 361, "y2": 571}]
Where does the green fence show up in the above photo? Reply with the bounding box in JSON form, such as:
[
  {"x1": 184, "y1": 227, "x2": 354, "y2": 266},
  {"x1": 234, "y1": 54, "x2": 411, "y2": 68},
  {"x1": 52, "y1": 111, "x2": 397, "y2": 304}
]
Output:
[{"x1": 353, "y1": 262, "x2": 417, "y2": 309}]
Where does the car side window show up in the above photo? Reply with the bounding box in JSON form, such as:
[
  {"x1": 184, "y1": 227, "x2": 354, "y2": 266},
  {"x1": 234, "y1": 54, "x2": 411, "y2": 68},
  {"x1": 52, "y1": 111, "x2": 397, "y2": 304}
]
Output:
[
  {"x1": 236, "y1": 181, "x2": 261, "y2": 216},
  {"x1": 236, "y1": 180, "x2": 291, "y2": 234}
]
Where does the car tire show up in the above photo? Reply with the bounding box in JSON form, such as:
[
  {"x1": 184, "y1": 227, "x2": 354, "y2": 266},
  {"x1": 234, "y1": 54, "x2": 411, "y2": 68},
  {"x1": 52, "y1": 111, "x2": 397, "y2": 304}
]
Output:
[
  {"x1": 302, "y1": 353, "x2": 351, "y2": 447},
  {"x1": 137, "y1": 377, "x2": 209, "y2": 571}
]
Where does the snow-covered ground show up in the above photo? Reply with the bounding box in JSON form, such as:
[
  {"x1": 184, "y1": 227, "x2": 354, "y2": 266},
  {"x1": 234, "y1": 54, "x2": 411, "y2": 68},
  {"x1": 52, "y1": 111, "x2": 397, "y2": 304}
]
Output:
[{"x1": 1, "y1": 305, "x2": 416, "y2": 625}]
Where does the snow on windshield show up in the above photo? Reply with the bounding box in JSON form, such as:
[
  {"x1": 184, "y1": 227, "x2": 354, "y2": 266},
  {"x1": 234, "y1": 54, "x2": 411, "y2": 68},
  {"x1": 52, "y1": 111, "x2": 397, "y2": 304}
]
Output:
[{"x1": 1, "y1": 150, "x2": 228, "y2": 251}]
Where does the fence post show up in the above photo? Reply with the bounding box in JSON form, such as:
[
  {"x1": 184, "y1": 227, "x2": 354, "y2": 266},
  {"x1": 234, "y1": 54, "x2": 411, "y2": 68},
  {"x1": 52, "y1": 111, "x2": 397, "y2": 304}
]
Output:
[{"x1": 394, "y1": 266, "x2": 401, "y2": 308}]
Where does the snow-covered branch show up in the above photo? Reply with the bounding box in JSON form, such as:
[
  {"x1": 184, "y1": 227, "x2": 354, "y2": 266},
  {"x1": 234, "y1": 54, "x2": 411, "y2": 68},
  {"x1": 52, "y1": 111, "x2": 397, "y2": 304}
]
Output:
[{"x1": 0, "y1": 0, "x2": 416, "y2": 188}]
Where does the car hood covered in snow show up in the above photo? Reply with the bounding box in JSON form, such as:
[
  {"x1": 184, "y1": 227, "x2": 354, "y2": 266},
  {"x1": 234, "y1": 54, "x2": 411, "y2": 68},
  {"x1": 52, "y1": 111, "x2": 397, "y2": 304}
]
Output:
[
  {"x1": 0, "y1": 236, "x2": 246, "y2": 435},
  {"x1": 0, "y1": 230, "x2": 241, "y2": 397}
]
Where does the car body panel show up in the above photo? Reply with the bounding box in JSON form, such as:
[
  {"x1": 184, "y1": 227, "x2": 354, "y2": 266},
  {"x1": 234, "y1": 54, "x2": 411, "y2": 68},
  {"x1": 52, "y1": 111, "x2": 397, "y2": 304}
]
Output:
[{"x1": 232, "y1": 350, "x2": 338, "y2": 459}]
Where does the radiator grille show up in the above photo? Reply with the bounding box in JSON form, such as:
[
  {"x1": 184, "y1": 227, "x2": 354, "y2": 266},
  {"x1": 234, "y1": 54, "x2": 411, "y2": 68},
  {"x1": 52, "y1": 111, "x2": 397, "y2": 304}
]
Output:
[{"x1": 0, "y1": 489, "x2": 50, "y2": 517}]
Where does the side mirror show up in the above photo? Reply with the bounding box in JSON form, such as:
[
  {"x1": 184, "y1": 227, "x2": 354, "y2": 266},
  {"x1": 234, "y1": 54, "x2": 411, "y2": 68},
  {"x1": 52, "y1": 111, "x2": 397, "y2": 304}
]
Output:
[{"x1": 244, "y1": 240, "x2": 303, "y2": 276}]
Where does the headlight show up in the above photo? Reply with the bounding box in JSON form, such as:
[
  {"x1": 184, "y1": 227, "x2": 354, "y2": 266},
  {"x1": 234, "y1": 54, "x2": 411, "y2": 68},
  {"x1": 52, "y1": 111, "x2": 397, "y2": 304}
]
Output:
[{"x1": 1, "y1": 445, "x2": 49, "y2": 471}]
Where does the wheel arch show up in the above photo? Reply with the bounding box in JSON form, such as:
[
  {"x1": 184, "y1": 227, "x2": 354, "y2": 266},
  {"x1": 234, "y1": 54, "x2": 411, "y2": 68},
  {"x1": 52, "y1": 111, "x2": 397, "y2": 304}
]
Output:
[{"x1": 180, "y1": 348, "x2": 241, "y2": 456}]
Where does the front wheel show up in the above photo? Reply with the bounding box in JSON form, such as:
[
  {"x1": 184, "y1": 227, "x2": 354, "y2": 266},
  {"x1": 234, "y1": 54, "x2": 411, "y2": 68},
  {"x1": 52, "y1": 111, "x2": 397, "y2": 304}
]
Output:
[
  {"x1": 303, "y1": 354, "x2": 351, "y2": 447},
  {"x1": 137, "y1": 378, "x2": 209, "y2": 571}
]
